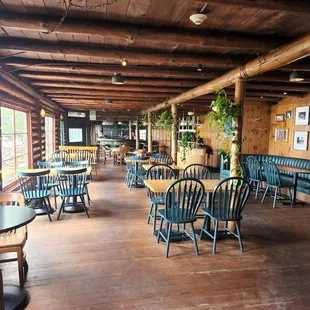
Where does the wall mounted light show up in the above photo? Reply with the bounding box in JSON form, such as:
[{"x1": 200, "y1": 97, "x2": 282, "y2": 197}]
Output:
[
  {"x1": 60, "y1": 113, "x2": 64, "y2": 120},
  {"x1": 112, "y1": 73, "x2": 124, "y2": 85},
  {"x1": 40, "y1": 108, "x2": 46, "y2": 118},
  {"x1": 121, "y1": 59, "x2": 128, "y2": 66},
  {"x1": 289, "y1": 71, "x2": 304, "y2": 82},
  {"x1": 197, "y1": 64, "x2": 203, "y2": 72}
]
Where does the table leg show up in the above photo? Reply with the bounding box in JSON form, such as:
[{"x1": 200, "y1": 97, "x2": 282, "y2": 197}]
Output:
[{"x1": 3, "y1": 285, "x2": 26, "y2": 310}]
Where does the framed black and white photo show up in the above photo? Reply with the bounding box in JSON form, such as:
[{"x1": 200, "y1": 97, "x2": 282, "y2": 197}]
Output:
[
  {"x1": 275, "y1": 114, "x2": 284, "y2": 122},
  {"x1": 285, "y1": 110, "x2": 293, "y2": 119},
  {"x1": 293, "y1": 131, "x2": 309, "y2": 151},
  {"x1": 295, "y1": 106, "x2": 310, "y2": 125}
]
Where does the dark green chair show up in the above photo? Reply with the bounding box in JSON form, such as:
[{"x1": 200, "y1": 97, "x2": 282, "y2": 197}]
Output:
[
  {"x1": 246, "y1": 156, "x2": 264, "y2": 199},
  {"x1": 261, "y1": 159, "x2": 294, "y2": 208},
  {"x1": 17, "y1": 169, "x2": 53, "y2": 222},
  {"x1": 200, "y1": 177, "x2": 250, "y2": 253},
  {"x1": 154, "y1": 153, "x2": 173, "y2": 165},
  {"x1": 157, "y1": 178, "x2": 205, "y2": 258},
  {"x1": 56, "y1": 167, "x2": 89, "y2": 220},
  {"x1": 146, "y1": 164, "x2": 176, "y2": 232}
]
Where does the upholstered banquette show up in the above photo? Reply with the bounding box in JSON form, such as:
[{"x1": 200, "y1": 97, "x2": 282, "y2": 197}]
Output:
[{"x1": 220, "y1": 153, "x2": 310, "y2": 195}]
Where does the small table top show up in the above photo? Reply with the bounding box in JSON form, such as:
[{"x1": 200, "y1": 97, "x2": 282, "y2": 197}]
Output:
[
  {"x1": 144, "y1": 179, "x2": 220, "y2": 193},
  {"x1": 0, "y1": 206, "x2": 36, "y2": 234},
  {"x1": 18, "y1": 167, "x2": 92, "y2": 176},
  {"x1": 142, "y1": 164, "x2": 183, "y2": 171},
  {"x1": 277, "y1": 165, "x2": 310, "y2": 174}
]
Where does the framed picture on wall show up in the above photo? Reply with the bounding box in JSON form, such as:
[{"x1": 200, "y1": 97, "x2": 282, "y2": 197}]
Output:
[
  {"x1": 275, "y1": 129, "x2": 288, "y2": 142},
  {"x1": 293, "y1": 131, "x2": 309, "y2": 151},
  {"x1": 276, "y1": 114, "x2": 285, "y2": 122},
  {"x1": 285, "y1": 110, "x2": 293, "y2": 119},
  {"x1": 295, "y1": 106, "x2": 310, "y2": 125}
]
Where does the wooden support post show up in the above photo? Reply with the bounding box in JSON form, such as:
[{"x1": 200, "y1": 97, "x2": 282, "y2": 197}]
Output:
[
  {"x1": 230, "y1": 79, "x2": 246, "y2": 177},
  {"x1": 148, "y1": 112, "x2": 152, "y2": 153},
  {"x1": 129, "y1": 121, "x2": 132, "y2": 140},
  {"x1": 171, "y1": 104, "x2": 178, "y2": 163},
  {"x1": 136, "y1": 117, "x2": 140, "y2": 150}
]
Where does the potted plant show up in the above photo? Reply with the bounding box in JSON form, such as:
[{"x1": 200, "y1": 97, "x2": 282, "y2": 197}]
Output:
[
  {"x1": 180, "y1": 131, "x2": 195, "y2": 163},
  {"x1": 156, "y1": 110, "x2": 173, "y2": 133}
]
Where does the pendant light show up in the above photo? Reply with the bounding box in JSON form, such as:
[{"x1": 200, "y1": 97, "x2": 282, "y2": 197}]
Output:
[
  {"x1": 289, "y1": 71, "x2": 304, "y2": 82},
  {"x1": 112, "y1": 73, "x2": 124, "y2": 85}
]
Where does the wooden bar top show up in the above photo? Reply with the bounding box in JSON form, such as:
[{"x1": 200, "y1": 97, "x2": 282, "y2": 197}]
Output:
[{"x1": 144, "y1": 179, "x2": 220, "y2": 193}]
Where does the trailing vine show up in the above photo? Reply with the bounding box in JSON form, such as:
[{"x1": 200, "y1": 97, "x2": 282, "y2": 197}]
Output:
[
  {"x1": 156, "y1": 110, "x2": 174, "y2": 133},
  {"x1": 207, "y1": 88, "x2": 243, "y2": 176},
  {"x1": 180, "y1": 132, "x2": 195, "y2": 163}
]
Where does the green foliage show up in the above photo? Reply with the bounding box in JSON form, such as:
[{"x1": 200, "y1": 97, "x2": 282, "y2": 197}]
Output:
[
  {"x1": 207, "y1": 88, "x2": 243, "y2": 176},
  {"x1": 180, "y1": 132, "x2": 195, "y2": 163},
  {"x1": 156, "y1": 110, "x2": 173, "y2": 133}
]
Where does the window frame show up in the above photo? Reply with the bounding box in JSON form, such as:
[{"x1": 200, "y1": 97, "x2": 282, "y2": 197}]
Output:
[
  {"x1": 1, "y1": 103, "x2": 32, "y2": 190},
  {"x1": 45, "y1": 114, "x2": 55, "y2": 161}
]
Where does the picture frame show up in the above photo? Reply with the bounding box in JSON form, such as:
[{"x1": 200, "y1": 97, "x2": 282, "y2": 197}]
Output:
[
  {"x1": 295, "y1": 106, "x2": 310, "y2": 125},
  {"x1": 275, "y1": 114, "x2": 284, "y2": 122},
  {"x1": 285, "y1": 110, "x2": 293, "y2": 119},
  {"x1": 293, "y1": 131, "x2": 309, "y2": 151},
  {"x1": 275, "y1": 129, "x2": 288, "y2": 142}
]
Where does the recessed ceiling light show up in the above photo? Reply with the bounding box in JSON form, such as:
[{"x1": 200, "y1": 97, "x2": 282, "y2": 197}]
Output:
[
  {"x1": 112, "y1": 73, "x2": 124, "y2": 85},
  {"x1": 289, "y1": 71, "x2": 304, "y2": 82},
  {"x1": 261, "y1": 96, "x2": 264, "y2": 99},
  {"x1": 127, "y1": 109, "x2": 130, "y2": 111},
  {"x1": 118, "y1": 121, "x2": 122, "y2": 125},
  {"x1": 197, "y1": 64, "x2": 203, "y2": 72},
  {"x1": 188, "y1": 111, "x2": 194, "y2": 116},
  {"x1": 121, "y1": 59, "x2": 128, "y2": 66},
  {"x1": 284, "y1": 92, "x2": 287, "y2": 95}
]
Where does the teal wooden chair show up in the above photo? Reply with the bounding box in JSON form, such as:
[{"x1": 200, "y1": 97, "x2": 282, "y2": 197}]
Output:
[
  {"x1": 37, "y1": 161, "x2": 63, "y2": 209},
  {"x1": 52, "y1": 150, "x2": 69, "y2": 162},
  {"x1": 55, "y1": 167, "x2": 89, "y2": 220},
  {"x1": 146, "y1": 164, "x2": 176, "y2": 232},
  {"x1": 200, "y1": 177, "x2": 250, "y2": 253},
  {"x1": 157, "y1": 178, "x2": 205, "y2": 258},
  {"x1": 261, "y1": 159, "x2": 294, "y2": 208},
  {"x1": 17, "y1": 169, "x2": 53, "y2": 222},
  {"x1": 246, "y1": 156, "x2": 264, "y2": 199},
  {"x1": 154, "y1": 153, "x2": 173, "y2": 165}
]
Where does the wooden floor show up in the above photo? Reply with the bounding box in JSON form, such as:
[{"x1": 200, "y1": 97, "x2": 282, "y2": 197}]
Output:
[{"x1": 3, "y1": 159, "x2": 310, "y2": 309}]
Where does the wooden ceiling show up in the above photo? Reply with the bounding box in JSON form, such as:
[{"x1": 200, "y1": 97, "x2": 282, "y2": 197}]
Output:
[{"x1": 0, "y1": 0, "x2": 310, "y2": 120}]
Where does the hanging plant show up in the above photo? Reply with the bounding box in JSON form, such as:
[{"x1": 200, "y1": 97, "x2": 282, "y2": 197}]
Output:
[
  {"x1": 156, "y1": 110, "x2": 174, "y2": 133},
  {"x1": 180, "y1": 131, "x2": 195, "y2": 163},
  {"x1": 207, "y1": 88, "x2": 243, "y2": 176}
]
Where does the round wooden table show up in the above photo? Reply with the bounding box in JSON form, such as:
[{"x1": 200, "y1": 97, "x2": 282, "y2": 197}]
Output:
[{"x1": 0, "y1": 206, "x2": 36, "y2": 310}]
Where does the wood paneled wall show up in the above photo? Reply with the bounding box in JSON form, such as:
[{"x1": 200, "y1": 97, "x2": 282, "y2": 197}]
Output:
[
  {"x1": 152, "y1": 127, "x2": 171, "y2": 154},
  {"x1": 269, "y1": 95, "x2": 310, "y2": 158},
  {"x1": 199, "y1": 100, "x2": 270, "y2": 167}
]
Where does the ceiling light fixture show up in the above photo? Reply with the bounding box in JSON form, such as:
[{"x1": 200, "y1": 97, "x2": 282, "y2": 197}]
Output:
[
  {"x1": 289, "y1": 71, "x2": 304, "y2": 82},
  {"x1": 284, "y1": 92, "x2": 287, "y2": 95},
  {"x1": 197, "y1": 64, "x2": 203, "y2": 72},
  {"x1": 112, "y1": 73, "x2": 124, "y2": 85},
  {"x1": 121, "y1": 59, "x2": 128, "y2": 66},
  {"x1": 105, "y1": 99, "x2": 113, "y2": 104},
  {"x1": 118, "y1": 121, "x2": 123, "y2": 125},
  {"x1": 189, "y1": 4, "x2": 208, "y2": 25},
  {"x1": 40, "y1": 108, "x2": 46, "y2": 118},
  {"x1": 188, "y1": 111, "x2": 194, "y2": 116}
]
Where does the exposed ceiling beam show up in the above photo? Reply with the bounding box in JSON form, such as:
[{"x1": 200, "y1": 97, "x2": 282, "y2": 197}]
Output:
[
  {"x1": 0, "y1": 38, "x2": 238, "y2": 68},
  {"x1": 187, "y1": 0, "x2": 310, "y2": 13},
  {"x1": 142, "y1": 34, "x2": 310, "y2": 113},
  {"x1": 0, "y1": 12, "x2": 282, "y2": 53},
  {"x1": 5, "y1": 59, "x2": 309, "y2": 83}
]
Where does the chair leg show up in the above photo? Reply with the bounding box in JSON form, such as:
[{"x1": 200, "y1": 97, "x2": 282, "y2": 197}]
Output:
[
  {"x1": 17, "y1": 247, "x2": 24, "y2": 288},
  {"x1": 235, "y1": 221, "x2": 244, "y2": 252},
  {"x1": 43, "y1": 198, "x2": 52, "y2": 222},
  {"x1": 261, "y1": 185, "x2": 269, "y2": 203},
  {"x1": 165, "y1": 223, "x2": 172, "y2": 258},
  {"x1": 255, "y1": 181, "x2": 259, "y2": 199},
  {"x1": 157, "y1": 217, "x2": 164, "y2": 243},
  {"x1": 147, "y1": 203, "x2": 154, "y2": 224},
  {"x1": 23, "y1": 258, "x2": 28, "y2": 280},
  {"x1": 190, "y1": 222, "x2": 199, "y2": 256},
  {"x1": 288, "y1": 187, "x2": 294, "y2": 208},
  {"x1": 53, "y1": 186, "x2": 58, "y2": 209},
  {"x1": 212, "y1": 220, "x2": 219, "y2": 254},
  {"x1": 80, "y1": 195, "x2": 90, "y2": 218},
  {"x1": 153, "y1": 204, "x2": 158, "y2": 232},
  {"x1": 200, "y1": 215, "x2": 207, "y2": 239},
  {"x1": 85, "y1": 185, "x2": 91, "y2": 207},
  {"x1": 273, "y1": 188, "x2": 278, "y2": 209},
  {"x1": 57, "y1": 198, "x2": 65, "y2": 220}
]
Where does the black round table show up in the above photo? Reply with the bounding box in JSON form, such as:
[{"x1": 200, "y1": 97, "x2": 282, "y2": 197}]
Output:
[{"x1": 0, "y1": 206, "x2": 36, "y2": 310}]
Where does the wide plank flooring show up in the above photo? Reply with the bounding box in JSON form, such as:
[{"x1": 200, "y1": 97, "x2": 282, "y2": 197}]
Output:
[{"x1": 2, "y1": 159, "x2": 310, "y2": 309}]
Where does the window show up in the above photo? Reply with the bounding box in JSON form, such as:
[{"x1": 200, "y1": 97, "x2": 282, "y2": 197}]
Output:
[
  {"x1": 69, "y1": 128, "x2": 83, "y2": 143},
  {"x1": 1, "y1": 107, "x2": 30, "y2": 188},
  {"x1": 45, "y1": 116, "x2": 55, "y2": 160}
]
